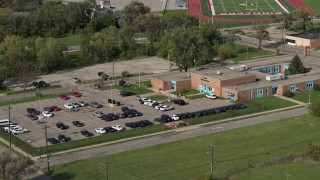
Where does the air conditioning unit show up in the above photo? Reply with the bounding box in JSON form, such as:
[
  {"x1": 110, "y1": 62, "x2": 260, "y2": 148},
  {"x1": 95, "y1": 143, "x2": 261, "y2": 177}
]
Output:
[
  {"x1": 266, "y1": 73, "x2": 284, "y2": 81},
  {"x1": 230, "y1": 65, "x2": 248, "y2": 72},
  {"x1": 216, "y1": 71, "x2": 222, "y2": 75}
]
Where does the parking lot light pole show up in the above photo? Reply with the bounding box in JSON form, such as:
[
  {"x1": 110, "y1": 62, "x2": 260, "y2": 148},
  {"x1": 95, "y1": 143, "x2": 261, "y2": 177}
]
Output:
[
  {"x1": 44, "y1": 125, "x2": 50, "y2": 172},
  {"x1": 8, "y1": 105, "x2": 11, "y2": 148},
  {"x1": 210, "y1": 144, "x2": 214, "y2": 178},
  {"x1": 167, "y1": 50, "x2": 171, "y2": 102}
]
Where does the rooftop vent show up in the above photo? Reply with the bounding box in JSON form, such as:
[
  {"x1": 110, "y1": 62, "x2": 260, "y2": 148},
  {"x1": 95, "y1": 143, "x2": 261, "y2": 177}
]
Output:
[{"x1": 216, "y1": 71, "x2": 222, "y2": 75}]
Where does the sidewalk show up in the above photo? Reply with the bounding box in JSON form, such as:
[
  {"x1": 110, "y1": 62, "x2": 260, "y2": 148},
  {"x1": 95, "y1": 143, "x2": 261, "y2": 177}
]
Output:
[{"x1": 273, "y1": 94, "x2": 307, "y2": 106}]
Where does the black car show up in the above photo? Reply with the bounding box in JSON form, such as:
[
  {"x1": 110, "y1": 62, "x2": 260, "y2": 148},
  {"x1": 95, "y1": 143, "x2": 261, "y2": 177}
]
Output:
[
  {"x1": 121, "y1": 106, "x2": 129, "y2": 112},
  {"x1": 178, "y1": 113, "x2": 191, "y2": 119},
  {"x1": 104, "y1": 127, "x2": 117, "y2": 133},
  {"x1": 119, "y1": 91, "x2": 135, "y2": 97},
  {"x1": 57, "y1": 134, "x2": 71, "y2": 142},
  {"x1": 130, "y1": 109, "x2": 143, "y2": 116},
  {"x1": 125, "y1": 122, "x2": 139, "y2": 128},
  {"x1": 27, "y1": 108, "x2": 40, "y2": 115},
  {"x1": 173, "y1": 99, "x2": 186, "y2": 105},
  {"x1": 100, "y1": 115, "x2": 112, "y2": 122},
  {"x1": 47, "y1": 137, "x2": 59, "y2": 144},
  {"x1": 38, "y1": 81, "x2": 49, "y2": 87},
  {"x1": 80, "y1": 130, "x2": 94, "y2": 137},
  {"x1": 43, "y1": 107, "x2": 53, "y2": 112},
  {"x1": 98, "y1": 72, "x2": 108, "y2": 77},
  {"x1": 56, "y1": 122, "x2": 68, "y2": 130},
  {"x1": 161, "y1": 114, "x2": 172, "y2": 123},
  {"x1": 151, "y1": 102, "x2": 161, "y2": 108},
  {"x1": 72, "y1": 120, "x2": 84, "y2": 127},
  {"x1": 27, "y1": 114, "x2": 38, "y2": 120},
  {"x1": 139, "y1": 120, "x2": 154, "y2": 127},
  {"x1": 116, "y1": 112, "x2": 126, "y2": 119},
  {"x1": 90, "y1": 102, "x2": 102, "y2": 108}
]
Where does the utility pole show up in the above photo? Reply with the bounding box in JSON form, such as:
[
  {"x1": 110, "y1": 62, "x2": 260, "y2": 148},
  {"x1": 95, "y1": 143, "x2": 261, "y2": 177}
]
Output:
[
  {"x1": 112, "y1": 57, "x2": 114, "y2": 78},
  {"x1": 167, "y1": 50, "x2": 171, "y2": 101},
  {"x1": 139, "y1": 66, "x2": 141, "y2": 96},
  {"x1": 101, "y1": 162, "x2": 109, "y2": 180},
  {"x1": 44, "y1": 125, "x2": 50, "y2": 172},
  {"x1": 210, "y1": 144, "x2": 214, "y2": 178},
  {"x1": 8, "y1": 105, "x2": 11, "y2": 148}
]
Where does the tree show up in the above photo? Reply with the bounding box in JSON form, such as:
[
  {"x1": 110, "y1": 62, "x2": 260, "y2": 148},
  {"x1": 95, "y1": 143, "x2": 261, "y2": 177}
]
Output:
[
  {"x1": 134, "y1": 14, "x2": 163, "y2": 46},
  {"x1": 288, "y1": 55, "x2": 305, "y2": 75},
  {"x1": 271, "y1": 13, "x2": 294, "y2": 30},
  {"x1": 0, "y1": 150, "x2": 35, "y2": 180},
  {"x1": 309, "y1": 100, "x2": 320, "y2": 117},
  {"x1": 120, "y1": 1, "x2": 150, "y2": 26},
  {"x1": 293, "y1": 8, "x2": 312, "y2": 33},
  {"x1": 218, "y1": 45, "x2": 233, "y2": 60},
  {"x1": 252, "y1": 24, "x2": 270, "y2": 49},
  {"x1": 226, "y1": 29, "x2": 241, "y2": 49}
]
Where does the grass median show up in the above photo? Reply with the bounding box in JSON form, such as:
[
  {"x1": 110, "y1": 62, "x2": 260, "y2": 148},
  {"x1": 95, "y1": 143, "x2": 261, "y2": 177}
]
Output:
[
  {"x1": 290, "y1": 91, "x2": 320, "y2": 103},
  {"x1": 98, "y1": 84, "x2": 153, "y2": 95}
]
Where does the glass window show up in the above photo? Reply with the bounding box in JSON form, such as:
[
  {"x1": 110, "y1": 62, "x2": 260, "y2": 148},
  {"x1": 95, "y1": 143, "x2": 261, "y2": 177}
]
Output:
[
  {"x1": 289, "y1": 85, "x2": 296, "y2": 92},
  {"x1": 307, "y1": 82, "x2": 313, "y2": 88},
  {"x1": 256, "y1": 89, "x2": 263, "y2": 96}
]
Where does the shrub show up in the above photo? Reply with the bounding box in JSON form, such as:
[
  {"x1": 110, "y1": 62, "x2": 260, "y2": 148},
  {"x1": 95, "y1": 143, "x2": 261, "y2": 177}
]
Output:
[
  {"x1": 101, "y1": 74, "x2": 109, "y2": 80},
  {"x1": 313, "y1": 84, "x2": 320, "y2": 91},
  {"x1": 218, "y1": 45, "x2": 233, "y2": 60},
  {"x1": 307, "y1": 142, "x2": 320, "y2": 161},
  {"x1": 309, "y1": 101, "x2": 320, "y2": 117},
  {"x1": 119, "y1": 80, "x2": 126, "y2": 86},
  {"x1": 283, "y1": 91, "x2": 294, "y2": 97}
]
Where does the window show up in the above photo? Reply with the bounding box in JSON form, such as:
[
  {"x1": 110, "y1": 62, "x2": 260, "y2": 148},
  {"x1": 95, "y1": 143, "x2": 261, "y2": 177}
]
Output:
[
  {"x1": 274, "y1": 67, "x2": 279, "y2": 73},
  {"x1": 307, "y1": 81, "x2": 313, "y2": 90},
  {"x1": 289, "y1": 85, "x2": 296, "y2": 92},
  {"x1": 208, "y1": 87, "x2": 212, "y2": 91},
  {"x1": 268, "y1": 68, "x2": 272, "y2": 74},
  {"x1": 256, "y1": 88, "x2": 263, "y2": 98}
]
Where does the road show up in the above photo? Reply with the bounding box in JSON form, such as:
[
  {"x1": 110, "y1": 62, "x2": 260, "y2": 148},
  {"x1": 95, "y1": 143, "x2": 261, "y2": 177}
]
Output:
[{"x1": 35, "y1": 107, "x2": 307, "y2": 168}]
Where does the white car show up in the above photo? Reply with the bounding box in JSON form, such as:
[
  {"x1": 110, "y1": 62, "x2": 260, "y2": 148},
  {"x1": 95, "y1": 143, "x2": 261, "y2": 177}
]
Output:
[
  {"x1": 170, "y1": 115, "x2": 180, "y2": 121},
  {"x1": 143, "y1": 100, "x2": 153, "y2": 105},
  {"x1": 4, "y1": 125, "x2": 19, "y2": 132},
  {"x1": 139, "y1": 98, "x2": 150, "y2": 103},
  {"x1": 64, "y1": 103, "x2": 74, "y2": 109},
  {"x1": 42, "y1": 111, "x2": 53, "y2": 117},
  {"x1": 206, "y1": 94, "x2": 218, "y2": 99},
  {"x1": 72, "y1": 77, "x2": 81, "y2": 83},
  {"x1": 111, "y1": 125, "x2": 124, "y2": 131},
  {"x1": 11, "y1": 127, "x2": 28, "y2": 134},
  {"x1": 78, "y1": 101, "x2": 87, "y2": 107},
  {"x1": 71, "y1": 102, "x2": 80, "y2": 108},
  {"x1": 160, "y1": 105, "x2": 173, "y2": 111},
  {"x1": 93, "y1": 112, "x2": 104, "y2": 118},
  {"x1": 155, "y1": 104, "x2": 164, "y2": 109},
  {"x1": 147, "y1": 101, "x2": 158, "y2": 106},
  {"x1": 95, "y1": 128, "x2": 106, "y2": 134}
]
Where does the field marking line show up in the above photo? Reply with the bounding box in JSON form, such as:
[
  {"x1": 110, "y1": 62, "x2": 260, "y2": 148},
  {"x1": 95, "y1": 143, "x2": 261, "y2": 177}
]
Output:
[
  {"x1": 275, "y1": 0, "x2": 289, "y2": 13},
  {"x1": 209, "y1": 0, "x2": 216, "y2": 15},
  {"x1": 231, "y1": 0, "x2": 239, "y2": 12},
  {"x1": 263, "y1": 0, "x2": 275, "y2": 11},
  {"x1": 218, "y1": 0, "x2": 226, "y2": 12}
]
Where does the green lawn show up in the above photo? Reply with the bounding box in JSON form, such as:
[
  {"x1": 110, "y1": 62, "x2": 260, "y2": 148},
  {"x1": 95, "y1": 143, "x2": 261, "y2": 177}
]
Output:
[
  {"x1": 98, "y1": 84, "x2": 153, "y2": 95},
  {"x1": 185, "y1": 96, "x2": 297, "y2": 125},
  {"x1": 185, "y1": 94, "x2": 206, "y2": 100},
  {"x1": 47, "y1": 115, "x2": 320, "y2": 180},
  {"x1": 56, "y1": 34, "x2": 82, "y2": 46},
  {"x1": 172, "y1": 89, "x2": 199, "y2": 96},
  {"x1": 145, "y1": 94, "x2": 167, "y2": 101},
  {"x1": 230, "y1": 43, "x2": 276, "y2": 61},
  {"x1": 290, "y1": 91, "x2": 320, "y2": 103},
  {"x1": 302, "y1": 0, "x2": 320, "y2": 16}
]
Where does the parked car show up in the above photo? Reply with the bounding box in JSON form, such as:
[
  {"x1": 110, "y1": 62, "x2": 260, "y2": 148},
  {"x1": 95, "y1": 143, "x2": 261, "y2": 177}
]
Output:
[
  {"x1": 155, "y1": 104, "x2": 164, "y2": 110},
  {"x1": 125, "y1": 122, "x2": 139, "y2": 128},
  {"x1": 90, "y1": 101, "x2": 102, "y2": 108},
  {"x1": 104, "y1": 127, "x2": 117, "y2": 133},
  {"x1": 47, "y1": 137, "x2": 59, "y2": 144},
  {"x1": 101, "y1": 115, "x2": 112, "y2": 122},
  {"x1": 130, "y1": 109, "x2": 143, "y2": 116},
  {"x1": 64, "y1": 103, "x2": 74, "y2": 109},
  {"x1": 72, "y1": 120, "x2": 84, "y2": 127},
  {"x1": 206, "y1": 94, "x2": 218, "y2": 100},
  {"x1": 93, "y1": 112, "x2": 104, "y2": 118},
  {"x1": 38, "y1": 81, "x2": 49, "y2": 87},
  {"x1": 71, "y1": 92, "x2": 81, "y2": 97},
  {"x1": 27, "y1": 108, "x2": 40, "y2": 115},
  {"x1": 173, "y1": 99, "x2": 186, "y2": 105},
  {"x1": 138, "y1": 98, "x2": 151, "y2": 104},
  {"x1": 42, "y1": 111, "x2": 53, "y2": 117},
  {"x1": 78, "y1": 101, "x2": 87, "y2": 107},
  {"x1": 43, "y1": 107, "x2": 53, "y2": 112},
  {"x1": 50, "y1": 106, "x2": 60, "y2": 111},
  {"x1": 143, "y1": 100, "x2": 153, "y2": 105},
  {"x1": 80, "y1": 130, "x2": 93, "y2": 137},
  {"x1": 71, "y1": 102, "x2": 81, "y2": 108},
  {"x1": 27, "y1": 114, "x2": 38, "y2": 120},
  {"x1": 58, "y1": 134, "x2": 71, "y2": 142},
  {"x1": 95, "y1": 128, "x2": 107, "y2": 134},
  {"x1": 107, "y1": 113, "x2": 118, "y2": 120},
  {"x1": 151, "y1": 102, "x2": 161, "y2": 108},
  {"x1": 115, "y1": 112, "x2": 126, "y2": 119},
  {"x1": 72, "y1": 77, "x2": 81, "y2": 83},
  {"x1": 159, "y1": 114, "x2": 172, "y2": 123},
  {"x1": 160, "y1": 105, "x2": 173, "y2": 111},
  {"x1": 170, "y1": 115, "x2": 180, "y2": 121},
  {"x1": 119, "y1": 91, "x2": 135, "y2": 97},
  {"x1": 111, "y1": 125, "x2": 124, "y2": 131},
  {"x1": 56, "y1": 122, "x2": 68, "y2": 130},
  {"x1": 98, "y1": 72, "x2": 107, "y2": 77},
  {"x1": 59, "y1": 94, "x2": 69, "y2": 100}
]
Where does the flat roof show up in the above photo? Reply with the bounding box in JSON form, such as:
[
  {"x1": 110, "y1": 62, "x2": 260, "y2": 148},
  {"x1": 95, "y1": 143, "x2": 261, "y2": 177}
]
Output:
[
  {"x1": 192, "y1": 67, "x2": 255, "y2": 81},
  {"x1": 287, "y1": 33, "x2": 320, "y2": 39},
  {"x1": 152, "y1": 71, "x2": 191, "y2": 81}
]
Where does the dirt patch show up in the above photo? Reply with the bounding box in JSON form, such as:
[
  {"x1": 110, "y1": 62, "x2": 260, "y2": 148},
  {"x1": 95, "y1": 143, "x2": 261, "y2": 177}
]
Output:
[{"x1": 259, "y1": 153, "x2": 313, "y2": 168}]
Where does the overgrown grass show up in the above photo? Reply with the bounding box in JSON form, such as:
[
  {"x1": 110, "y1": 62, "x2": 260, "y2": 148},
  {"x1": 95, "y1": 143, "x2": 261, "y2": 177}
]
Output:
[
  {"x1": 6, "y1": 85, "x2": 62, "y2": 95},
  {"x1": 56, "y1": 34, "x2": 82, "y2": 46},
  {"x1": 47, "y1": 115, "x2": 320, "y2": 180},
  {"x1": 185, "y1": 96, "x2": 297, "y2": 125},
  {"x1": 290, "y1": 91, "x2": 320, "y2": 103},
  {"x1": 98, "y1": 84, "x2": 153, "y2": 95},
  {"x1": 230, "y1": 44, "x2": 276, "y2": 61},
  {"x1": 172, "y1": 89, "x2": 199, "y2": 96}
]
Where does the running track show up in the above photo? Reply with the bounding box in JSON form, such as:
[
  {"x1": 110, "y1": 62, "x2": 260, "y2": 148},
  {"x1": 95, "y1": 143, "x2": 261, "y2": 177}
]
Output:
[{"x1": 287, "y1": 0, "x2": 314, "y2": 15}]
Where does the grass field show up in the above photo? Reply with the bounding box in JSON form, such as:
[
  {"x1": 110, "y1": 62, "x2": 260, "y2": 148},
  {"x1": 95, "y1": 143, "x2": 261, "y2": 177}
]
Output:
[
  {"x1": 200, "y1": 0, "x2": 297, "y2": 17},
  {"x1": 56, "y1": 34, "x2": 82, "y2": 46},
  {"x1": 290, "y1": 91, "x2": 320, "y2": 103},
  {"x1": 98, "y1": 84, "x2": 153, "y2": 95},
  {"x1": 48, "y1": 115, "x2": 320, "y2": 180},
  {"x1": 230, "y1": 43, "x2": 276, "y2": 61},
  {"x1": 302, "y1": 0, "x2": 320, "y2": 16}
]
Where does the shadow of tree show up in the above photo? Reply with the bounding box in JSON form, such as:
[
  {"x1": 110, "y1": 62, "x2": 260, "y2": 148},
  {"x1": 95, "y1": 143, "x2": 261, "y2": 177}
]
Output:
[{"x1": 43, "y1": 170, "x2": 75, "y2": 180}]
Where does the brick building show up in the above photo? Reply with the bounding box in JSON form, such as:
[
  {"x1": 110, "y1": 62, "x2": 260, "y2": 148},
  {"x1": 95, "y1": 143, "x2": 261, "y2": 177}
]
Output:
[{"x1": 151, "y1": 64, "x2": 320, "y2": 101}]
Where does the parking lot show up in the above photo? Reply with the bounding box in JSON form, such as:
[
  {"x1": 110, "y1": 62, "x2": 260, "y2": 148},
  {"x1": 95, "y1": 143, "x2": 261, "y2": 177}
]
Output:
[{"x1": 0, "y1": 89, "x2": 231, "y2": 148}]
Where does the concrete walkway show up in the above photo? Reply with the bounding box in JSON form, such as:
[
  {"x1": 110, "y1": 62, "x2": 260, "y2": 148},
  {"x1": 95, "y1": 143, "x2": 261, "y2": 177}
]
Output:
[{"x1": 273, "y1": 94, "x2": 307, "y2": 106}]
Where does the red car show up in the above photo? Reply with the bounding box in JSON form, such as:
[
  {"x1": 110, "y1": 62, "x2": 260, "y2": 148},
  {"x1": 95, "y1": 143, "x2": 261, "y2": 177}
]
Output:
[
  {"x1": 50, "y1": 106, "x2": 60, "y2": 111},
  {"x1": 108, "y1": 113, "x2": 118, "y2": 120},
  {"x1": 59, "y1": 94, "x2": 69, "y2": 100},
  {"x1": 71, "y1": 92, "x2": 81, "y2": 97}
]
